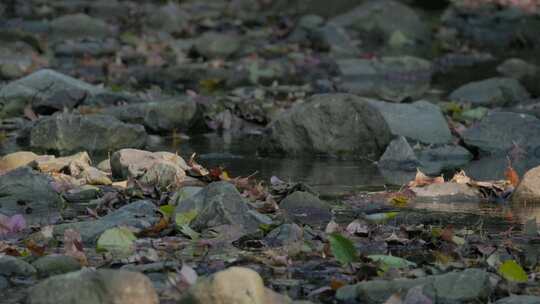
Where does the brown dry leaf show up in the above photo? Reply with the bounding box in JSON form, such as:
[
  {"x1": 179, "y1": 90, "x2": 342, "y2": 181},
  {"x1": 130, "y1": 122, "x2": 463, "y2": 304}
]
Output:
[
  {"x1": 505, "y1": 160, "x2": 520, "y2": 187},
  {"x1": 141, "y1": 216, "x2": 169, "y2": 236},
  {"x1": 440, "y1": 225, "x2": 454, "y2": 243},
  {"x1": 187, "y1": 153, "x2": 209, "y2": 177},
  {"x1": 408, "y1": 169, "x2": 444, "y2": 187},
  {"x1": 451, "y1": 170, "x2": 471, "y2": 184},
  {"x1": 63, "y1": 229, "x2": 88, "y2": 266},
  {"x1": 25, "y1": 239, "x2": 46, "y2": 256}
]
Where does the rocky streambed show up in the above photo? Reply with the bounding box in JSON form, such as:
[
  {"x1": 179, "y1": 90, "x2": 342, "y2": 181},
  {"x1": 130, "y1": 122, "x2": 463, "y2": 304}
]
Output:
[{"x1": 1, "y1": 0, "x2": 540, "y2": 303}]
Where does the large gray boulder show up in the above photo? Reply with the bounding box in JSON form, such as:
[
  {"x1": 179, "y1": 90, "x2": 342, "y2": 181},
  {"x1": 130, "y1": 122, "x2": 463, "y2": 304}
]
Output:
[
  {"x1": 449, "y1": 77, "x2": 530, "y2": 107},
  {"x1": 30, "y1": 113, "x2": 147, "y2": 154},
  {"x1": 27, "y1": 269, "x2": 158, "y2": 304},
  {"x1": 462, "y1": 111, "x2": 540, "y2": 155},
  {"x1": 0, "y1": 69, "x2": 102, "y2": 118},
  {"x1": 280, "y1": 191, "x2": 332, "y2": 227},
  {"x1": 102, "y1": 98, "x2": 198, "y2": 133},
  {"x1": 174, "y1": 182, "x2": 265, "y2": 233},
  {"x1": 338, "y1": 57, "x2": 432, "y2": 102},
  {"x1": 0, "y1": 167, "x2": 62, "y2": 225},
  {"x1": 337, "y1": 268, "x2": 491, "y2": 304},
  {"x1": 262, "y1": 94, "x2": 392, "y2": 159},
  {"x1": 368, "y1": 100, "x2": 452, "y2": 144}
]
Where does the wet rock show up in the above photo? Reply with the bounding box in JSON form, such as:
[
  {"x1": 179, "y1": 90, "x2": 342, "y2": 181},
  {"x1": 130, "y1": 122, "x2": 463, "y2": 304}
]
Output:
[
  {"x1": 337, "y1": 268, "x2": 491, "y2": 304},
  {"x1": 27, "y1": 269, "x2": 158, "y2": 304},
  {"x1": 0, "y1": 166, "x2": 62, "y2": 225},
  {"x1": 369, "y1": 100, "x2": 452, "y2": 144},
  {"x1": 194, "y1": 32, "x2": 241, "y2": 59},
  {"x1": 497, "y1": 58, "x2": 538, "y2": 80},
  {"x1": 53, "y1": 200, "x2": 160, "y2": 244},
  {"x1": 146, "y1": 2, "x2": 189, "y2": 34},
  {"x1": 462, "y1": 111, "x2": 540, "y2": 155},
  {"x1": 0, "y1": 255, "x2": 36, "y2": 277},
  {"x1": 338, "y1": 57, "x2": 432, "y2": 102},
  {"x1": 175, "y1": 182, "x2": 265, "y2": 233},
  {"x1": 378, "y1": 136, "x2": 420, "y2": 171},
  {"x1": 0, "y1": 276, "x2": 7, "y2": 290},
  {"x1": 102, "y1": 97, "x2": 198, "y2": 133},
  {"x1": 264, "y1": 223, "x2": 304, "y2": 247},
  {"x1": 0, "y1": 69, "x2": 102, "y2": 118},
  {"x1": 263, "y1": 94, "x2": 391, "y2": 158},
  {"x1": 179, "y1": 266, "x2": 291, "y2": 304},
  {"x1": 0, "y1": 151, "x2": 40, "y2": 171},
  {"x1": 30, "y1": 113, "x2": 147, "y2": 154},
  {"x1": 411, "y1": 182, "x2": 481, "y2": 203},
  {"x1": 315, "y1": 23, "x2": 359, "y2": 58},
  {"x1": 331, "y1": 0, "x2": 430, "y2": 55},
  {"x1": 110, "y1": 149, "x2": 188, "y2": 180},
  {"x1": 49, "y1": 13, "x2": 112, "y2": 41},
  {"x1": 416, "y1": 145, "x2": 473, "y2": 174},
  {"x1": 280, "y1": 191, "x2": 331, "y2": 227},
  {"x1": 495, "y1": 295, "x2": 540, "y2": 304},
  {"x1": 449, "y1": 77, "x2": 530, "y2": 107},
  {"x1": 440, "y1": 3, "x2": 540, "y2": 50},
  {"x1": 32, "y1": 255, "x2": 81, "y2": 278},
  {"x1": 513, "y1": 165, "x2": 540, "y2": 204},
  {"x1": 53, "y1": 38, "x2": 119, "y2": 58}
]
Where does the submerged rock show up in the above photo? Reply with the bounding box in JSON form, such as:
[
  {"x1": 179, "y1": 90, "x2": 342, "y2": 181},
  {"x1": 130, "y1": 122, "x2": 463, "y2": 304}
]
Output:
[
  {"x1": 369, "y1": 100, "x2": 452, "y2": 144},
  {"x1": 30, "y1": 113, "x2": 147, "y2": 154},
  {"x1": 449, "y1": 77, "x2": 530, "y2": 107},
  {"x1": 337, "y1": 268, "x2": 491, "y2": 304},
  {"x1": 27, "y1": 269, "x2": 158, "y2": 304},
  {"x1": 262, "y1": 94, "x2": 391, "y2": 158}
]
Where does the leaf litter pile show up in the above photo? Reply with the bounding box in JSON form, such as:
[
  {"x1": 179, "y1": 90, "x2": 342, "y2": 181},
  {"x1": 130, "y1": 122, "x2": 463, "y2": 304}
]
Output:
[{"x1": 0, "y1": 149, "x2": 539, "y2": 304}]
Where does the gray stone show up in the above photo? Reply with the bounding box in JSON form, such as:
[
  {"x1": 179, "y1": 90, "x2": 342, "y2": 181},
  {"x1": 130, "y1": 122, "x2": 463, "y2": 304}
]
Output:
[
  {"x1": 32, "y1": 255, "x2": 81, "y2": 278},
  {"x1": 27, "y1": 269, "x2": 158, "y2": 304},
  {"x1": 462, "y1": 111, "x2": 540, "y2": 155},
  {"x1": 110, "y1": 149, "x2": 188, "y2": 180},
  {"x1": 146, "y1": 2, "x2": 189, "y2": 33},
  {"x1": 411, "y1": 182, "x2": 482, "y2": 203},
  {"x1": 0, "y1": 256, "x2": 36, "y2": 277},
  {"x1": 316, "y1": 23, "x2": 359, "y2": 58},
  {"x1": 513, "y1": 165, "x2": 540, "y2": 204},
  {"x1": 194, "y1": 32, "x2": 241, "y2": 59},
  {"x1": 338, "y1": 57, "x2": 432, "y2": 102},
  {"x1": 280, "y1": 191, "x2": 331, "y2": 227},
  {"x1": 369, "y1": 100, "x2": 452, "y2": 144},
  {"x1": 30, "y1": 113, "x2": 147, "y2": 154},
  {"x1": 378, "y1": 136, "x2": 420, "y2": 171},
  {"x1": 49, "y1": 13, "x2": 112, "y2": 41},
  {"x1": 494, "y1": 295, "x2": 540, "y2": 304},
  {"x1": 0, "y1": 275, "x2": 8, "y2": 290},
  {"x1": 53, "y1": 200, "x2": 160, "y2": 244},
  {"x1": 0, "y1": 69, "x2": 102, "y2": 118},
  {"x1": 0, "y1": 167, "x2": 62, "y2": 225},
  {"x1": 497, "y1": 58, "x2": 538, "y2": 80},
  {"x1": 102, "y1": 98, "x2": 198, "y2": 133},
  {"x1": 337, "y1": 268, "x2": 491, "y2": 304},
  {"x1": 449, "y1": 77, "x2": 530, "y2": 107},
  {"x1": 264, "y1": 224, "x2": 304, "y2": 247},
  {"x1": 174, "y1": 182, "x2": 262, "y2": 233},
  {"x1": 263, "y1": 94, "x2": 392, "y2": 158},
  {"x1": 417, "y1": 145, "x2": 473, "y2": 174}
]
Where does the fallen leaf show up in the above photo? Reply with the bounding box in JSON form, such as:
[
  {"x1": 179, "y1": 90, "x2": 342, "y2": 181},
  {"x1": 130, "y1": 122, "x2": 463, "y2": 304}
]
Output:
[
  {"x1": 408, "y1": 169, "x2": 444, "y2": 187},
  {"x1": 96, "y1": 226, "x2": 137, "y2": 258},
  {"x1": 328, "y1": 233, "x2": 358, "y2": 265},
  {"x1": 505, "y1": 159, "x2": 520, "y2": 187},
  {"x1": 63, "y1": 229, "x2": 88, "y2": 266},
  {"x1": 451, "y1": 170, "x2": 471, "y2": 184},
  {"x1": 498, "y1": 260, "x2": 528, "y2": 283},
  {"x1": 0, "y1": 214, "x2": 26, "y2": 236},
  {"x1": 367, "y1": 255, "x2": 417, "y2": 269}
]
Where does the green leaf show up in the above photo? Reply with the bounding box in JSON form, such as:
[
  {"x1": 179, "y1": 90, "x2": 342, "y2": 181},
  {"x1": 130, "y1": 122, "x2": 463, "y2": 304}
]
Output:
[
  {"x1": 175, "y1": 209, "x2": 198, "y2": 226},
  {"x1": 328, "y1": 233, "x2": 358, "y2": 265},
  {"x1": 498, "y1": 260, "x2": 528, "y2": 283},
  {"x1": 159, "y1": 205, "x2": 175, "y2": 218},
  {"x1": 364, "y1": 212, "x2": 398, "y2": 223},
  {"x1": 179, "y1": 225, "x2": 200, "y2": 240},
  {"x1": 96, "y1": 227, "x2": 136, "y2": 257},
  {"x1": 367, "y1": 255, "x2": 417, "y2": 269}
]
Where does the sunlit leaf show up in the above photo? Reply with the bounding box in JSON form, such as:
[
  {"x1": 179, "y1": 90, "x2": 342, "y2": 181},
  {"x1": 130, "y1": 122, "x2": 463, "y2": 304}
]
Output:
[
  {"x1": 328, "y1": 233, "x2": 358, "y2": 265},
  {"x1": 364, "y1": 212, "x2": 399, "y2": 223},
  {"x1": 175, "y1": 209, "x2": 198, "y2": 226},
  {"x1": 96, "y1": 226, "x2": 136, "y2": 257},
  {"x1": 498, "y1": 260, "x2": 528, "y2": 283}
]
